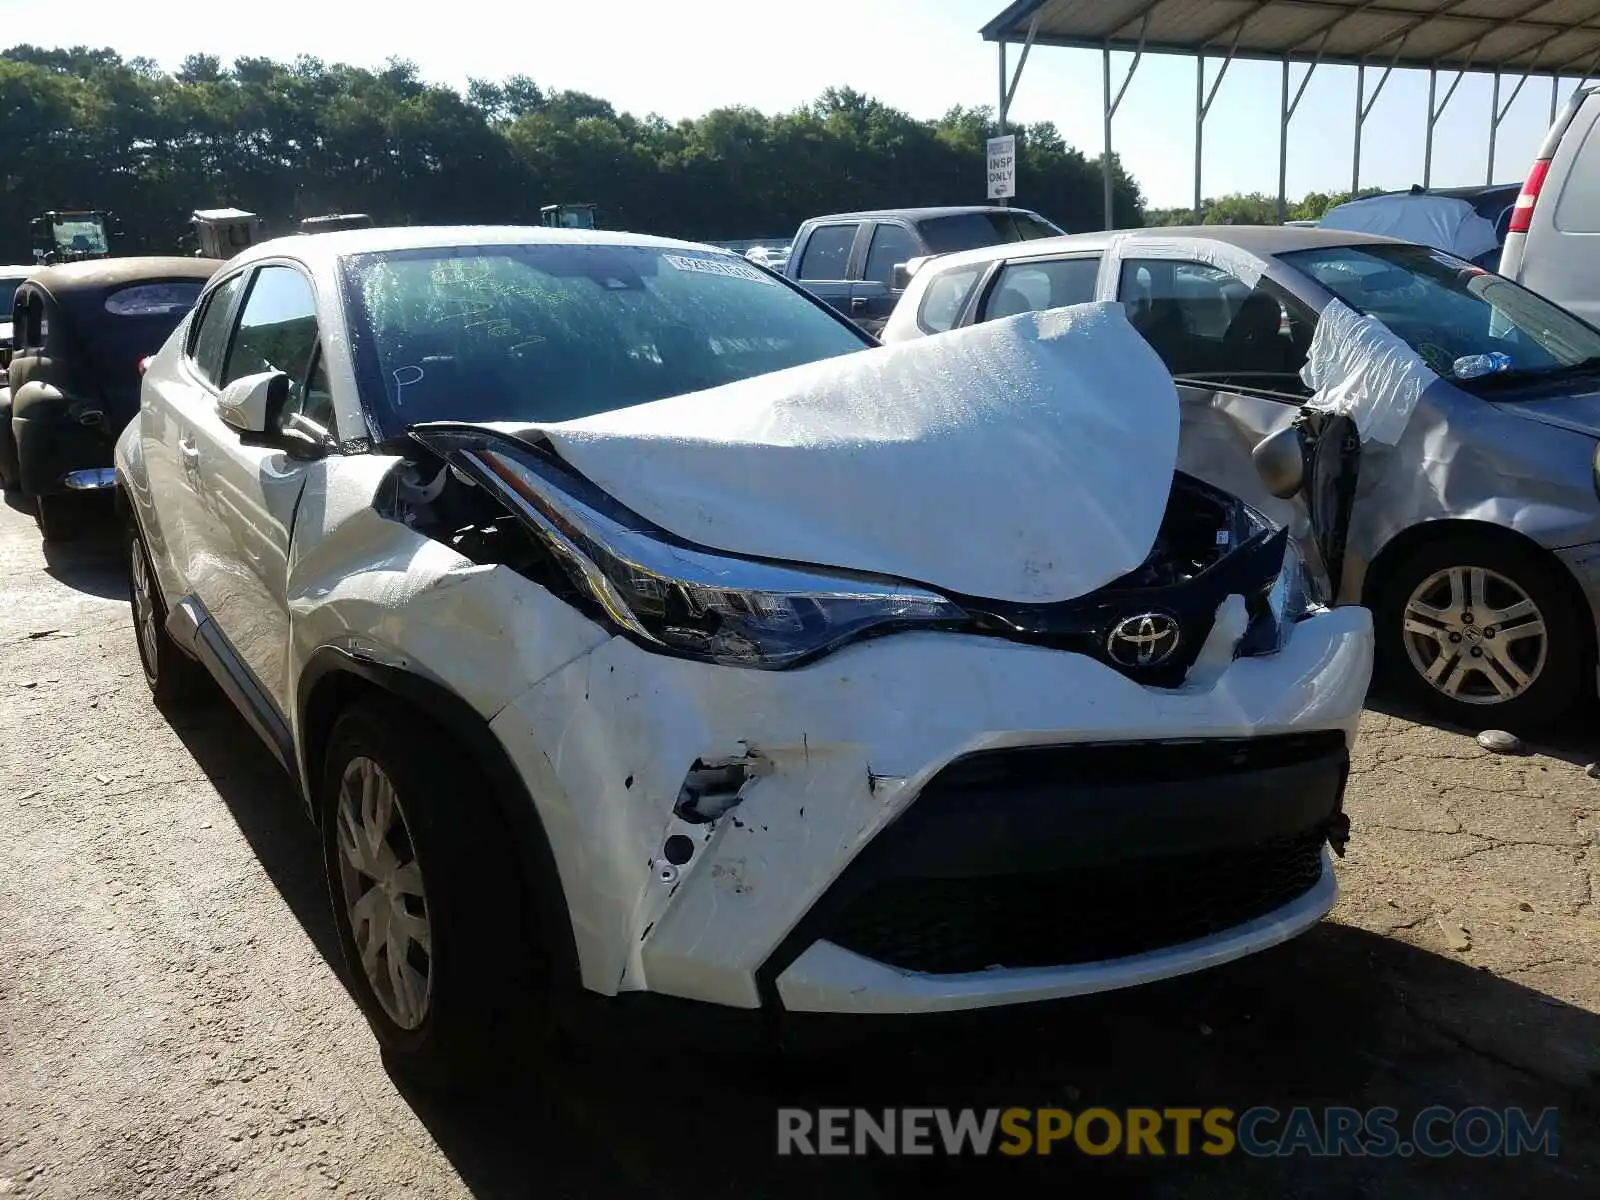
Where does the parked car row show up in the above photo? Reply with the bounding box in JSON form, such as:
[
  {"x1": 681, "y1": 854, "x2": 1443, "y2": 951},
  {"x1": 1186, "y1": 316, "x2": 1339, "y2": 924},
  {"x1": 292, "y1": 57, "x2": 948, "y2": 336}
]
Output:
[
  {"x1": 9, "y1": 172, "x2": 1598, "y2": 1092},
  {"x1": 60, "y1": 222, "x2": 1367, "y2": 1088}
]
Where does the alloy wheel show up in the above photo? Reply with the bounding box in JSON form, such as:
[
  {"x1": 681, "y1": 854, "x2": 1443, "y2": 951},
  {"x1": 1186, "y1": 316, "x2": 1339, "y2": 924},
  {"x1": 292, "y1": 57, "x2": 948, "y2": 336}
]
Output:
[
  {"x1": 1401, "y1": 565, "x2": 1547, "y2": 705},
  {"x1": 334, "y1": 756, "x2": 433, "y2": 1030}
]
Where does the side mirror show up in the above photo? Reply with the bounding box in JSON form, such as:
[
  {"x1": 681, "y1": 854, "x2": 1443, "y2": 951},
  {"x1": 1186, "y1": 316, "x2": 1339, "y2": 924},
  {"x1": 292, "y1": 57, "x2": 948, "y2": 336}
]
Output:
[
  {"x1": 1253, "y1": 424, "x2": 1305, "y2": 500},
  {"x1": 892, "y1": 262, "x2": 912, "y2": 291},
  {"x1": 217, "y1": 370, "x2": 287, "y2": 434}
]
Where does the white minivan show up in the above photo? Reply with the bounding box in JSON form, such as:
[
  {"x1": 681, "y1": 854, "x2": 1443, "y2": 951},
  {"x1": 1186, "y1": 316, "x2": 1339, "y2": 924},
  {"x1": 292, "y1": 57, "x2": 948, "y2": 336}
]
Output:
[{"x1": 1500, "y1": 84, "x2": 1600, "y2": 324}]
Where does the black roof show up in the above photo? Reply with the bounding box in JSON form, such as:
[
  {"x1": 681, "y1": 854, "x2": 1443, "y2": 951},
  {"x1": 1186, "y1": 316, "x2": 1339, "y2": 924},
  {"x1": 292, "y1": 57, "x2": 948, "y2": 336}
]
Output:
[{"x1": 802, "y1": 206, "x2": 1042, "y2": 223}]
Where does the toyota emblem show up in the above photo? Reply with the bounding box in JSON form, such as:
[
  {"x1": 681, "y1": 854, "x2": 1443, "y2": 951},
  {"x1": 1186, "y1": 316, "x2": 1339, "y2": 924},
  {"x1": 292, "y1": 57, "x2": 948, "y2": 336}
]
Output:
[{"x1": 1106, "y1": 612, "x2": 1182, "y2": 668}]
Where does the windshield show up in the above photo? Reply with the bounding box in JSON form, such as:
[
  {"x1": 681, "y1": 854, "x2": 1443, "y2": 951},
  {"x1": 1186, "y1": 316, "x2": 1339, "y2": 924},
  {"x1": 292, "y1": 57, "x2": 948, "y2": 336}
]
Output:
[
  {"x1": 916, "y1": 212, "x2": 1063, "y2": 255},
  {"x1": 0, "y1": 280, "x2": 20, "y2": 319},
  {"x1": 51, "y1": 217, "x2": 108, "y2": 256},
  {"x1": 342, "y1": 242, "x2": 872, "y2": 434},
  {"x1": 1281, "y1": 243, "x2": 1600, "y2": 386}
]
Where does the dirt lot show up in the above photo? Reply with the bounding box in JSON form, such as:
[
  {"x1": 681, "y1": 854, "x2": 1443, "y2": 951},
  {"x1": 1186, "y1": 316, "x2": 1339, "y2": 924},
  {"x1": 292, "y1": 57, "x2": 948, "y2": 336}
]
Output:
[{"x1": 0, "y1": 494, "x2": 1596, "y2": 1199}]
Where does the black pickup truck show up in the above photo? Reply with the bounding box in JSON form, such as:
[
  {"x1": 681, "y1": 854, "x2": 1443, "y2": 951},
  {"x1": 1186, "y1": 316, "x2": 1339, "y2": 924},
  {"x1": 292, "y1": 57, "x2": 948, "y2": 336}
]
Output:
[{"x1": 780, "y1": 206, "x2": 1064, "y2": 334}]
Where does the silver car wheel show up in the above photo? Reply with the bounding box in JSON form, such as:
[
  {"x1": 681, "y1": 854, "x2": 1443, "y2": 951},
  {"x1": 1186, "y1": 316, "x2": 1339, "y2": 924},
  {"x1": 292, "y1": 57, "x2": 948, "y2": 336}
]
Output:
[
  {"x1": 335, "y1": 756, "x2": 433, "y2": 1030},
  {"x1": 1402, "y1": 565, "x2": 1547, "y2": 705},
  {"x1": 129, "y1": 537, "x2": 160, "y2": 674}
]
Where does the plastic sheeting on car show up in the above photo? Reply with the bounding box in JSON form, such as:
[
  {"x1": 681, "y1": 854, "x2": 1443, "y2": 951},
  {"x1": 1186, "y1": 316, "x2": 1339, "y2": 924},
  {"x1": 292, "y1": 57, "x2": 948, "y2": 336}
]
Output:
[
  {"x1": 1318, "y1": 194, "x2": 1499, "y2": 264},
  {"x1": 1104, "y1": 234, "x2": 1265, "y2": 289},
  {"x1": 1300, "y1": 298, "x2": 1435, "y2": 447},
  {"x1": 512, "y1": 302, "x2": 1182, "y2": 605}
]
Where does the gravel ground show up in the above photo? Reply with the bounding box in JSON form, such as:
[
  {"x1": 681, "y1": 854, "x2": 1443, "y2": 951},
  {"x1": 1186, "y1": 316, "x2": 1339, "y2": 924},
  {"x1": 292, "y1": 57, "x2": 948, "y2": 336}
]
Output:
[{"x1": 0, "y1": 494, "x2": 1596, "y2": 1198}]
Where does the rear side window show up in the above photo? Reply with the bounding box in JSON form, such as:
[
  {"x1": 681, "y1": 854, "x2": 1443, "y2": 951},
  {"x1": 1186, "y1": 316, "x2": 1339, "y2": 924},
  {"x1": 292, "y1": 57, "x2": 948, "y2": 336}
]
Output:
[
  {"x1": 1554, "y1": 113, "x2": 1600, "y2": 233},
  {"x1": 917, "y1": 265, "x2": 983, "y2": 333},
  {"x1": 982, "y1": 257, "x2": 1101, "y2": 321},
  {"x1": 797, "y1": 224, "x2": 857, "y2": 281},
  {"x1": 189, "y1": 273, "x2": 246, "y2": 385},
  {"x1": 863, "y1": 223, "x2": 921, "y2": 288},
  {"x1": 104, "y1": 281, "x2": 204, "y2": 317},
  {"x1": 15, "y1": 293, "x2": 46, "y2": 349}
]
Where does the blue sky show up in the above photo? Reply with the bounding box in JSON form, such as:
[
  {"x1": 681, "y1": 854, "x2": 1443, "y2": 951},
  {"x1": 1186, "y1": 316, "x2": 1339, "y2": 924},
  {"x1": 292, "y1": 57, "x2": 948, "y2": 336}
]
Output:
[{"x1": 1, "y1": 0, "x2": 1576, "y2": 208}]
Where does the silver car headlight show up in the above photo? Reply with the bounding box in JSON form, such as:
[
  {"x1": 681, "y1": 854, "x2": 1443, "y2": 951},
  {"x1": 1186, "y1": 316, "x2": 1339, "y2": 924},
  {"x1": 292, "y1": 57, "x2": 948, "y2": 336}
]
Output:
[{"x1": 415, "y1": 431, "x2": 967, "y2": 669}]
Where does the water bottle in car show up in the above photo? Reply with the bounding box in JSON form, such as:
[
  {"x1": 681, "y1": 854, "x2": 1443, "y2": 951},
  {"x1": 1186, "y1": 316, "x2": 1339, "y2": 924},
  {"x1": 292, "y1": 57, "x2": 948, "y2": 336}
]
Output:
[{"x1": 1451, "y1": 351, "x2": 1513, "y2": 379}]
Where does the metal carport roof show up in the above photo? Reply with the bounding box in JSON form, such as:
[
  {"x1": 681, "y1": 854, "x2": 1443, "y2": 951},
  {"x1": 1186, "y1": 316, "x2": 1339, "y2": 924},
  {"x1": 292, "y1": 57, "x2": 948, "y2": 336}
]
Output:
[{"x1": 981, "y1": 0, "x2": 1600, "y2": 227}]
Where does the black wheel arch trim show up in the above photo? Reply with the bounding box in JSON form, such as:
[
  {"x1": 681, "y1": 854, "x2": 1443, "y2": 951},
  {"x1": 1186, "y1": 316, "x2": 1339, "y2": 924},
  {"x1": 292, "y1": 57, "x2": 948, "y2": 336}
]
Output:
[{"x1": 295, "y1": 647, "x2": 584, "y2": 996}]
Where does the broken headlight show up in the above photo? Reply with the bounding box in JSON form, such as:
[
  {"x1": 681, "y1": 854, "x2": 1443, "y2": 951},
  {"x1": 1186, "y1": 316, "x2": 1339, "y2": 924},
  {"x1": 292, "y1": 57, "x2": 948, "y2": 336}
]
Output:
[
  {"x1": 418, "y1": 432, "x2": 966, "y2": 669},
  {"x1": 1269, "y1": 534, "x2": 1322, "y2": 626}
]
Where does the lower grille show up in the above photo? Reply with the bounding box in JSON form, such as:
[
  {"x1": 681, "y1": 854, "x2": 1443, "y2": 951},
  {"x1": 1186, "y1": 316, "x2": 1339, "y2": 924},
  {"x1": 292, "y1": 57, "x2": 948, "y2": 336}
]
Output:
[{"x1": 822, "y1": 829, "x2": 1327, "y2": 975}]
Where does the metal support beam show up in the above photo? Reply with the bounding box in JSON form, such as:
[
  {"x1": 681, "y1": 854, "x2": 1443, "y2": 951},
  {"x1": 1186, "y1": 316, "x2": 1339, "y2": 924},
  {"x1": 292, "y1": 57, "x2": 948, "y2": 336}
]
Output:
[
  {"x1": 1193, "y1": 31, "x2": 1241, "y2": 222},
  {"x1": 1488, "y1": 70, "x2": 1532, "y2": 183},
  {"x1": 1101, "y1": 12, "x2": 1151, "y2": 231},
  {"x1": 1423, "y1": 37, "x2": 1484, "y2": 188},
  {"x1": 995, "y1": 13, "x2": 1038, "y2": 209},
  {"x1": 1352, "y1": 42, "x2": 1404, "y2": 193},
  {"x1": 1276, "y1": 45, "x2": 1323, "y2": 223}
]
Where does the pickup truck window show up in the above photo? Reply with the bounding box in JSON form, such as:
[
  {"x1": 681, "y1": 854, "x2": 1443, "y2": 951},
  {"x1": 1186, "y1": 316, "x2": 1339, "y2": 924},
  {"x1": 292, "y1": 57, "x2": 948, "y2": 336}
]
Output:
[
  {"x1": 797, "y1": 224, "x2": 858, "y2": 281},
  {"x1": 863, "y1": 224, "x2": 921, "y2": 288},
  {"x1": 918, "y1": 212, "x2": 1063, "y2": 254}
]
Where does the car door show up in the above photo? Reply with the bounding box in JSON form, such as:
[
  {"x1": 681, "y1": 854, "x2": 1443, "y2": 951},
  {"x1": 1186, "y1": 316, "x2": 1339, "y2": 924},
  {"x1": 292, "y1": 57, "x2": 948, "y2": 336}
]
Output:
[
  {"x1": 179, "y1": 262, "x2": 324, "y2": 718},
  {"x1": 852, "y1": 220, "x2": 923, "y2": 335},
  {"x1": 792, "y1": 222, "x2": 864, "y2": 322},
  {"x1": 142, "y1": 269, "x2": 247, "y2": 605}
]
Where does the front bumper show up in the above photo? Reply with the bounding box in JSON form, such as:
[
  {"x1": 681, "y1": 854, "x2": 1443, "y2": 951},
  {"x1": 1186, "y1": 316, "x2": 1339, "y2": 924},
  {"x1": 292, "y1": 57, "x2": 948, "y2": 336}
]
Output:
[{"x1": 490, "y1": 604, "x2": 1373, "y2": 1014}]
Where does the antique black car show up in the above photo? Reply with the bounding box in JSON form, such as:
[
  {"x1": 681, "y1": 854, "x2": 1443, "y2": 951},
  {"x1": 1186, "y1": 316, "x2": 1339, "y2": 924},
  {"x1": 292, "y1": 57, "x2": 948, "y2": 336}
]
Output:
[{"x1": 0, "y1": 257, "x2": 219, "y2": 540}]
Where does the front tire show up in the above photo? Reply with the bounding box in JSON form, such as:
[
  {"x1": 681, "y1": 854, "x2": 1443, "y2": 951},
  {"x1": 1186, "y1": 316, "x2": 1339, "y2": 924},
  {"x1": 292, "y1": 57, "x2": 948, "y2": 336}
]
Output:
[
  {"x1": 1375, "y1": 534, "x2": 1584, "y2": 731},
  {"x1": 0, "y1": 410, "x2": 19, "y2": 492},
  {"x1": 319, "y1": 698, "x2": 542, "y2": 1092}
]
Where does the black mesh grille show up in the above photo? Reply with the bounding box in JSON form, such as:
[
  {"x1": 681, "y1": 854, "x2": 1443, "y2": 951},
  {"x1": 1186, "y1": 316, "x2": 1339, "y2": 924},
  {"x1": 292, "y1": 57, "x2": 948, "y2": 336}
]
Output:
[{"x1": 821, "y1": 829, "x2": 1327, "y2": 975}]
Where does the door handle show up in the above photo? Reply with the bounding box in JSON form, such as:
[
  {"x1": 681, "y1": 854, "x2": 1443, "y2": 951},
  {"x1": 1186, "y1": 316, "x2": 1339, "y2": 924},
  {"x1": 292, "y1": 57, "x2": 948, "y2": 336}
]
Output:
[{"x1": 850, "y1": 296, "x2": 867, "y2": 312}]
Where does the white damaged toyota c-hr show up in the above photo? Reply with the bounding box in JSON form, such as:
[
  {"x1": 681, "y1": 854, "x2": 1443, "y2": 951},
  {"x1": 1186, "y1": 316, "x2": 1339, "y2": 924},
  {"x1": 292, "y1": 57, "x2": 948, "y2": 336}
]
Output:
[{"x1": 115, "y1": 227, "x2": 1373, "y2": 1088}]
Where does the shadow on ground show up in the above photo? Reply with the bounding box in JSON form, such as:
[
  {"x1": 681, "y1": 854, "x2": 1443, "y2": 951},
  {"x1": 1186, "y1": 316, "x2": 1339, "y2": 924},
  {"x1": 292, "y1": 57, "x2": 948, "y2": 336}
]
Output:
[
  {"x1": 40, "y1": 525, "x2": 125, "y2": 600},
  {"x1": 1366, "y1": 680, "x2": 1600, "y2": 769},
  {"x1": 160, "y1": 687, "x2": 1600, "y2": 1200}
]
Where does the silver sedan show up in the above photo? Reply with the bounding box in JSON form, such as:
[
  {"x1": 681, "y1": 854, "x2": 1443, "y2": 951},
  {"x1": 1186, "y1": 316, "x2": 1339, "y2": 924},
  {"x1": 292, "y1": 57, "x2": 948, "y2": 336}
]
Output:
[{"x1": 885, "y1": 226, "x2": 1600, "y2": 730}]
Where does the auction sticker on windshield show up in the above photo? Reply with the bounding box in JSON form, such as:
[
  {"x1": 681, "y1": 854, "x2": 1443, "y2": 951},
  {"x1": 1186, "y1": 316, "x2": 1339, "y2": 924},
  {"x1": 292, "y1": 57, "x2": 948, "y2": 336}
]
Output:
[{"x1": 662, "y1": 253, "x2": 777, "y2": 285}]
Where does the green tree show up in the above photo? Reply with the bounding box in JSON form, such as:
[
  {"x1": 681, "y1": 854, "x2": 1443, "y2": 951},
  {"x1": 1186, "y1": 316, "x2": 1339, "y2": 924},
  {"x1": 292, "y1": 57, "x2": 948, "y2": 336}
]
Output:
[{"x1": 0, "y1": 46, "x2": 1148, "y2": 260}]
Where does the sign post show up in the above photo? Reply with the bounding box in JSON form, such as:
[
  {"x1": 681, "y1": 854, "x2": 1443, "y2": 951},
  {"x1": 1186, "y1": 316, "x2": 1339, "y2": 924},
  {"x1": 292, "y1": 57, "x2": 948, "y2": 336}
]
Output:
[{"x1": 987, "y1": 135, "x2": 1017, "y2": 203}]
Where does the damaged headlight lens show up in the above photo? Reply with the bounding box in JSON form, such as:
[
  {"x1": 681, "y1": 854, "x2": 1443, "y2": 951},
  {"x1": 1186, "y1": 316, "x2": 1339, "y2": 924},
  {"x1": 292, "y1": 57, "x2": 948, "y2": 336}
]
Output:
[
  {"x1": 423, "y1": 433, "x2": 966, "y2": 669},
  {"x1": 1234, "y1": 505, "x2": 1324, "y2": 658},
  {"x1": 1268, "y1": 534, "x2": 1322, "y2": 626}
]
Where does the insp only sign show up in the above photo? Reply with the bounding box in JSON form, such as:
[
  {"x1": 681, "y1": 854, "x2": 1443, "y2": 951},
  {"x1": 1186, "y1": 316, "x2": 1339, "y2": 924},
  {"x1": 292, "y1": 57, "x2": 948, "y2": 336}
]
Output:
[{"x1": 987, "y1": 134, "x2": 1016, "y2": 200}]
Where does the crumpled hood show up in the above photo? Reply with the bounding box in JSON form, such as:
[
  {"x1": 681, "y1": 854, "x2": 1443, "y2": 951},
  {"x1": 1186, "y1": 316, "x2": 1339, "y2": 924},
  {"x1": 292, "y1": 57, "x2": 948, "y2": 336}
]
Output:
[
  {"x1": 490, "y1": 302, "x2": 1180, "y2": 604},
  {"x1": 1492, "y1": 390, "x2": 1600, "y2": 441}
]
